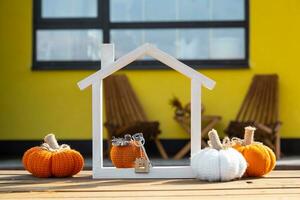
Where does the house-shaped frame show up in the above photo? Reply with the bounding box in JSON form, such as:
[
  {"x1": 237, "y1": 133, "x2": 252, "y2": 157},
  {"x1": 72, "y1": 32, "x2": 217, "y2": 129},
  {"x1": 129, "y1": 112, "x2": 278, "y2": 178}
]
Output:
[{"x1": 78, "y1": 43, "x2": 216, "y2": 179}]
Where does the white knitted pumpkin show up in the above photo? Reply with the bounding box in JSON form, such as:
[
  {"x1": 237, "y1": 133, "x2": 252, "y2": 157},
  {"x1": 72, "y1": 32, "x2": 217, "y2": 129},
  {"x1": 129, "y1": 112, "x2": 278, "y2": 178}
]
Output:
[{"x1": 191, "y1": 129, "x2": 247, "y2": 182}]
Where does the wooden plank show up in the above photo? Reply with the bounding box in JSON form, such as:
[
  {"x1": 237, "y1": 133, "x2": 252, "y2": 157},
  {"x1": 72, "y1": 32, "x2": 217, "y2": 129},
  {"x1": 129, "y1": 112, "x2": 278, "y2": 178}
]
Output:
[
  {"x1": 0, "y1": 170, "x2": 298, "y2": 177},
  {"x1": 1, "y1": 178, "x2": 299, "y2": 192},
  {"x1": 122, "y1": 75, "x2": 148, "y2": 121},
  {"x1": 117, "y1": 75, "x2": 132, "y2": 122},
  {"x1": 1, "y1": 189, "x2": 300, "y2": 199},
  {"x1": 1, "y1": 195, "x2": 300, "y2": 200},
  {"x1": 104, "y1": 76, "x2": 119, "y2": 127},
  {"x1": 1, "y1": 175, "x2": 300, "y2": 192},
  {"x1": 273, "y1": 75, "x2": 279, "y2": 123},
  {"x1": 256, "y1": 77, "x2": 268, "y2": 123},
  {"x1": 0, "y1": 170, "x2": 299, "y2": 200},
  {"x1": 248, "y1": 76, "x2": 263, "y2": 121},
  {"x1": 115, "y1": 75, "x2": 144, "y2": 122},
  {"x1": 236, "y1": 76, "x2": 257, "y2": 121},
  {"x1": 111, "y1": 76, "x2": 127, "y2": 126},
  {"x1": 2, "y1": 175, "x2": 299, "y2": 184}
]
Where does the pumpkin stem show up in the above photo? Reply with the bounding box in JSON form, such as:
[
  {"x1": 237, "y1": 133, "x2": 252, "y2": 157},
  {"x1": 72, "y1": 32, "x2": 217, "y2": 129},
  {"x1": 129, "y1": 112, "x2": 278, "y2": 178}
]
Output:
[
  {"x1": 244, "y1": 126, "x2": 256, "y2": 145},
  {"x1": 208, "y1": 129, "x2": 223, "y2": 150},
  {"x1": 44, "y1": 134, "x2": 60, "y2": 149}
]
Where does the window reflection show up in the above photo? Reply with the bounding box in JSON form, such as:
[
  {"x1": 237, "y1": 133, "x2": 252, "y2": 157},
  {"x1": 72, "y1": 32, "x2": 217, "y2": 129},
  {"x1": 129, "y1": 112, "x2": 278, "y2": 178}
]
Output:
[{"x1": 111, "y1": 29, "x2": 244, "y2": 60}]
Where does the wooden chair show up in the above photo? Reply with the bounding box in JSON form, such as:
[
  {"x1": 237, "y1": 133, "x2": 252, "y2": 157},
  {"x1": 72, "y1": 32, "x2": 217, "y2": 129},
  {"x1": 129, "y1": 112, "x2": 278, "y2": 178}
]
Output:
[
  {"x1": 103, "y1": 74, "x2": 168, "y2": 159},
  {"x1": 170, "y1": 98, "x2": 221, "y2": 159},
  {"x1": 225, "y1": 74, "x2": 281, "y2": 158}
]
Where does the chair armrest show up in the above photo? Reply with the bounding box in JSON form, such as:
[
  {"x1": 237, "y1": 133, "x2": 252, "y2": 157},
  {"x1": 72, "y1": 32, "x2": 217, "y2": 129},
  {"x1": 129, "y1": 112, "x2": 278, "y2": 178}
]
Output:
[
  {"x1": 202, "y1": 115, "x2": 222, "y2": 121},
  {"x1": 201, "y1": 115, "x2": 222, "y2": 136},
  {"x1": 254, "y1": 122, "x2": 273, "y2": 134},
  {"x1": 274, "y1": 122, "x2": 282, "y2": 133}
]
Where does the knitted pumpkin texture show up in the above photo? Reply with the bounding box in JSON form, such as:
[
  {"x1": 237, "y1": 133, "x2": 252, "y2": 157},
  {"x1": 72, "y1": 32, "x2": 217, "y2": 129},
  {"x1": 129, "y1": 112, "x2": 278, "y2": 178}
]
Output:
[
  {"x1": 191, "y1": 129, "x2": 247, "y2": 182},
  {"x1": 232, "y1": 126, "x2": 276, "y2": 177},
  {"x1": 110, "y1": 141, "x2": 144, "y2": 168},
  {"x1": 22, "y1": 134, "x2": 84, "y2": 178}
]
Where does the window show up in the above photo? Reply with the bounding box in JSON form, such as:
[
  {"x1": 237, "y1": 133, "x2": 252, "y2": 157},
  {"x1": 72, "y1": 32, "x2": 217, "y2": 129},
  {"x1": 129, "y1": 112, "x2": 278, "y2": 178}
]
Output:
[{"x1": 33, "y1": 0, "x2": 249, "y2": 70}]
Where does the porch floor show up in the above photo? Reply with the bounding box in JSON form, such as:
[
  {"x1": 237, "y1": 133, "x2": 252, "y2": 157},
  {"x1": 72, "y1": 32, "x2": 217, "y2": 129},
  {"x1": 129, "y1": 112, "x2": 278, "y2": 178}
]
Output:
[
  {"x1": 1, "y1": 156, "x2": 300, "y2": 170},
  {"x1": 0, "y1": 170, "x2": 299, "y2": 199}
]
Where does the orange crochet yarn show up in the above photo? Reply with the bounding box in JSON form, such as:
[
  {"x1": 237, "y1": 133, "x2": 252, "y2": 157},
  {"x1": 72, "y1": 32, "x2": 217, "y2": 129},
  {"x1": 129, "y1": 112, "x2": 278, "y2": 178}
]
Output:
[
  {"x1": 22, "y1": 134, "x2": 84, "y2": 178},
  {"x1": 110, "y1": 141, "x2": 144, "y2": 168},
  {"x1": 232, "y1": 127, "x2": 276, "y2": 177}
]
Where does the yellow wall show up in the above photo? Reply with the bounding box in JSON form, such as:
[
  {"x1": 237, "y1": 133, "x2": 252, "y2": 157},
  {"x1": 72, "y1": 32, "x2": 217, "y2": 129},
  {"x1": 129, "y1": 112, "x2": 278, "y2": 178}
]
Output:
[{"x1": 1, "y1": 0, "x2": 300, "y2": 140}]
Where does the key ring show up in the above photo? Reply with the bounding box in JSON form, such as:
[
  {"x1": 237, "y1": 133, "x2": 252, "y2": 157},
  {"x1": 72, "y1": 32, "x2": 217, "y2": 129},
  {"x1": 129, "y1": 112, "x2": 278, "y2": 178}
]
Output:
[{"x1": 132, "y1": 133, "x2": 145, "y2": 147}]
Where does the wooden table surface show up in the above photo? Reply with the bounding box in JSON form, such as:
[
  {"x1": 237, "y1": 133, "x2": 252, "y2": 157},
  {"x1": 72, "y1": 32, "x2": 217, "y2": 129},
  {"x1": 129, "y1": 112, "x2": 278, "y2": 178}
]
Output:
[{"x1": 0, "y1": 170, "x2": 299, "y2": 200}]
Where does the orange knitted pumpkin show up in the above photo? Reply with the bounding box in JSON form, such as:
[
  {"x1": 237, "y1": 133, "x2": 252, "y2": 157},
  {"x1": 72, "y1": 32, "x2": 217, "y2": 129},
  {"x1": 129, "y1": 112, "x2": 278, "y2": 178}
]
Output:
[
  {"x1": 232, "y1": 126, "x2": 276, "y2": 177},
  {"x1": 22, "y1": 134, "x2": 84, "y2": 178},
  {"x1": 110, "y1": 141, "x2": 143, "y2": 168}
]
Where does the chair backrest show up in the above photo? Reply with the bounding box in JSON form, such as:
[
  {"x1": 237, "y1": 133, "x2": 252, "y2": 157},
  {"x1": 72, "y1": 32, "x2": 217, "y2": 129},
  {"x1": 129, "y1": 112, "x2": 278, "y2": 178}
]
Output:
[
  {"x1": 103, "y1": 74, "x2": 148, "y2": 128},
  {"x1": 236, "y1": 74, "x2": 279, "y2": 124}
]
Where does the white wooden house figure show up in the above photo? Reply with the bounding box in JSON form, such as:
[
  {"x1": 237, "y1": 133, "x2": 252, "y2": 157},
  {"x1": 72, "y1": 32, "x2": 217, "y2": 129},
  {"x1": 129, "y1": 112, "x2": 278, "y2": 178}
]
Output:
[{"x1": 78, "y1": 43, "x2": 216, "y2": 179}]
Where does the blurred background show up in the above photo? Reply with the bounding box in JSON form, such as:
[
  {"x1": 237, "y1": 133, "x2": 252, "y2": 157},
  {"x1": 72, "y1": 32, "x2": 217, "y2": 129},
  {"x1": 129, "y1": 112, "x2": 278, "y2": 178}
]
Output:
[{"x1": 0, "y1": 0, "x2": 299, "y2": 168}]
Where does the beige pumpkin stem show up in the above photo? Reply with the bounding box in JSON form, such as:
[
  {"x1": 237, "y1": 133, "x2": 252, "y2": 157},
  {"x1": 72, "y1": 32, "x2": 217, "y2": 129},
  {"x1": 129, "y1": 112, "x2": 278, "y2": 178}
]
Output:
[
  {"x1": 244, "y1": 126, "x2": 256, "y2": 145},
  {"x1": 208, "y1": 129, "x2": 223, "y2": 150},
  {"x1": 44, "y1": 134, "x2": 60, "y2": 150}
]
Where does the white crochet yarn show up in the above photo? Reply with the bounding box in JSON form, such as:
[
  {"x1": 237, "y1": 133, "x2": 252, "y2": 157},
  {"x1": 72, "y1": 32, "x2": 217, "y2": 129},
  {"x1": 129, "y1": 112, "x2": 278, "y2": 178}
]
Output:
[{"x1": 191, "y1": 130, "x2": 247, "y2": 182}]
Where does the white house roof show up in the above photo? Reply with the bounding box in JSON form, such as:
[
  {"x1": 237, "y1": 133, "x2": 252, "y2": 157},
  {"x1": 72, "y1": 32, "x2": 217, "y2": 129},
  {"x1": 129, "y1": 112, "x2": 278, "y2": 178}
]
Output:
[{"x1": 78, "y1": 43, "x2": 216, "y2": 90}]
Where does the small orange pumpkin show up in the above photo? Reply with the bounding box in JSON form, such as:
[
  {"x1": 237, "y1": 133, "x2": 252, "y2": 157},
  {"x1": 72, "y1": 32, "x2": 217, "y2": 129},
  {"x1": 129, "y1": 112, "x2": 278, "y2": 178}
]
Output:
[
  {"x1": 110, "y1": 141, "x2": 143, "y2": 168},
  {"x1": 232, "y1": 126, "x2": 276, "y2": 177},
  {"x1": 22, "y1": 134, "x2": 84, "y2": 178}
]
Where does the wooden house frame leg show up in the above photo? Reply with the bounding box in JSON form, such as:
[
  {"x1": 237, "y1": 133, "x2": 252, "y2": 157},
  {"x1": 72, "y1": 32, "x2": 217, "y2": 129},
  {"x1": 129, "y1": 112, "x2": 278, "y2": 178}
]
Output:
[{"x1": 92, "y1": 80, "x2": 103, "y2": 176}]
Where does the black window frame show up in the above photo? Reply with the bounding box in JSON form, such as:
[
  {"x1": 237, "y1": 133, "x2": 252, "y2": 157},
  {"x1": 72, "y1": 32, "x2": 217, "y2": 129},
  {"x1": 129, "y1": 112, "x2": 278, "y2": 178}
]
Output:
[{"x1": 32, "y1": 0, "x2": 249, "y2": 70}]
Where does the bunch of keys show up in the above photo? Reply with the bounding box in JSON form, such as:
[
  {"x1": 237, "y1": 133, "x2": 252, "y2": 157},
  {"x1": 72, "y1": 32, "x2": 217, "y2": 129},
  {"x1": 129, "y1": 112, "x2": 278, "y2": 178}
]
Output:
[{"x1": 132, "y1": 133, "x2": 151, "y2": 173}]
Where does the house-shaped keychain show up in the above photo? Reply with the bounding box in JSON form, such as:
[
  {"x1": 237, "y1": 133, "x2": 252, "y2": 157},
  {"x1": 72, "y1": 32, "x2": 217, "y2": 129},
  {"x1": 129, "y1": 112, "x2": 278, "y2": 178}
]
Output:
[
  {"x1": 77, "y1": 43, "x2": 216, "y2": 179},
  {"x1": 132, "y1": 133, "x2": 151, "y2": 173},
  {"x1": 135, "y1": 158, "x2": 150, "y2": 173}
]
